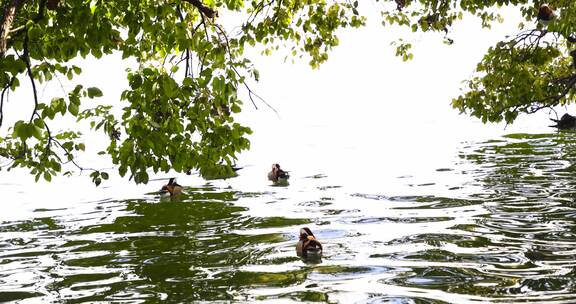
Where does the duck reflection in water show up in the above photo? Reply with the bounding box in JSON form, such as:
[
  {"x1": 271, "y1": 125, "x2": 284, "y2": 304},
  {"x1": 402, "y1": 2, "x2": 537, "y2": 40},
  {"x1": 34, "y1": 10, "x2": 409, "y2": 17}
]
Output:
[
  {"x1": 296, "y1": 227, "x2": 323, "y2": 262},
  {"x1": 160, "y1": 178, "x2": 183, "y2": 199},
  {"x1": 268, "y1": 163, "x2": 290, "y2": 186}
]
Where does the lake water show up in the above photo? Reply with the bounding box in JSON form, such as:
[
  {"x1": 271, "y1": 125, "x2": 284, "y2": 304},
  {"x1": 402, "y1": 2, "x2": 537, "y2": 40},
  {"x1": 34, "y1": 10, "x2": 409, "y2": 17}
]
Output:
[
  {"x1": 2, "y1": 12, "x2": 576, "y2": 304},
  {"x1": 3, "y1": 113, "x2": 576, "y2": 303}
]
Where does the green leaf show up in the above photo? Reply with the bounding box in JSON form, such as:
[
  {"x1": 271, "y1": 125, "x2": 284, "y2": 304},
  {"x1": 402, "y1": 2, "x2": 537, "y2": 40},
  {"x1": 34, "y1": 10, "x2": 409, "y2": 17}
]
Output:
[
  {"x1": 87, "y1": 87, "x2": 103, "y2": 98},
  {"x1": 51, "y1": 161, "x2": 62, "y2": 172},
  {"x1": 27, "y1": 26, "x2": 42, "y2": 40},
  {"x1": 68, "y1": 102, "x2": 79, "y2": 116},
  {"x1": 129, "y1": 74, "x2": 143, "y2": 89},
  {"x1": 183, "y1": 77, "x2": 194, "y2": 86},
  {"x1": 31, "y1": 125, "x2": 42, "y2": 140},
  {"x1": 13, "y1": 121, "x2": 35, "y2": 140}
]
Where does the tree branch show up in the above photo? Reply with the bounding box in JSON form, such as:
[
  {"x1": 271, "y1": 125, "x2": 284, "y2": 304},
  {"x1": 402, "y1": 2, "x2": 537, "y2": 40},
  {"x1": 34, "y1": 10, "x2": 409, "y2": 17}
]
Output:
[
  {"x1": 213, "y1": 23, "x2": 279, "y2": 115},
  {"x1": 0, "y1": 77, "x2": 15, "y2": 128},
  {"x1": 198, "y1": 12, "x2": 210, "y2": 74},
  {"x1": 53, "y1": 138, "x2": 97, "y2": 173},
  {"x1": 246, "y1": 0, "x2": 274, "y2": 26},
  {"x1": 22, "y1": 34, "x2": 54, "y2": 155},
  {"x1": 20, "y1": 35, "x2": 39, "y2": 123},
  {"x1": 0, "y1": 0, "x2": 24, "y2": 58},
  {"x1": 7, "y1": 0, "x2": 48, "y2": 42},
  {"x1": 0, "y1": 0, "x2": 50, "y2": 127},
  {"x1": 516, "y1": 74, "x2": 576, "y2": 115},
  {"x1": 182, "y1": 0, "x2": 217, "y2": 19}
]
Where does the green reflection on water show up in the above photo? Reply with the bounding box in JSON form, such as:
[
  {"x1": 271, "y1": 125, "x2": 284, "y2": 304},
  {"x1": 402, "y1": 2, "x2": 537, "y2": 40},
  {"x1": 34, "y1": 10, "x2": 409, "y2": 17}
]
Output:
[
  {"x1": 1, "y1": 186, "x2": 313, "y2": 302},
  {"x1": 3, "y1": 133, "x2": 576, "y2": 302}
]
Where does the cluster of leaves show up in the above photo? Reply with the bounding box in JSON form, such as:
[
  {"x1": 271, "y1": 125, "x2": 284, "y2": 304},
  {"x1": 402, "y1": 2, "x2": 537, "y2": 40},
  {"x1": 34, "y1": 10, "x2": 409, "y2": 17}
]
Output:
[
  {"x1": 379, "y1": 0, "x2": 576, "y2": 123},
  {"x1": 1, "y1": 0, "x2": 575, "y2": 185},
  {"x1": 453, "y1": 1, "x2": 576, "y2": 123},
  {"x1": 0, "y1": 0, "x2": 368, "y2": 184},
  {"x1": 453, "y1": 33, "x2": 573, "y2": 123}
]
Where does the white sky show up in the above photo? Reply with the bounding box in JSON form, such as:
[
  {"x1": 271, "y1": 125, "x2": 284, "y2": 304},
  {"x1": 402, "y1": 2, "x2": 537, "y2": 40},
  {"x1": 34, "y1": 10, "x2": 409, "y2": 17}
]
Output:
[{"x1": 0, "y1": 4, "x2": 561, "y2": 216}]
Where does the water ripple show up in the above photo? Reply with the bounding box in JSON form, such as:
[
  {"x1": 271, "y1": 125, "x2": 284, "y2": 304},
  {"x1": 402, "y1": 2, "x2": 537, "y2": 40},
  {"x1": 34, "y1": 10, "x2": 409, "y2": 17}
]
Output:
[{"x1": 3, "y1": 133, "x2": 576, "y2": 302}]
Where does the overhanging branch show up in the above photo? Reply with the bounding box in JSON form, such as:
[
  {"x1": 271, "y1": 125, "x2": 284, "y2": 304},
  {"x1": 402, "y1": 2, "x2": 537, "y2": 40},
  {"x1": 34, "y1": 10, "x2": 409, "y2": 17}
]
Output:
[
  {"x1": 0, "y1": 77, "x2": 15, "y2": 128},
  {"x1": 213, "y1": 23, "x2": 278, "y2": 115},
  {"x1": 515, "y1": 74, "x2": 576, "y2": 115}
]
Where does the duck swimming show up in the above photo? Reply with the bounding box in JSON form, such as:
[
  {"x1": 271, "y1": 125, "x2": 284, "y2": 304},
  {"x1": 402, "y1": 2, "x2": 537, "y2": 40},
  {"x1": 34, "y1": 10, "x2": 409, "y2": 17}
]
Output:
[
  {"x1": 296, "y1": 227, "x2": 323, "y2": 258},
  {"x1": 550, "y1": 113, "x2": 576, "y2": 130},
  {"x1": 161, "y1": 178, "x2": 183, "y2": 197},
  {"x1": 268, "y1": 163, "x2": 289, "y2": 185}
]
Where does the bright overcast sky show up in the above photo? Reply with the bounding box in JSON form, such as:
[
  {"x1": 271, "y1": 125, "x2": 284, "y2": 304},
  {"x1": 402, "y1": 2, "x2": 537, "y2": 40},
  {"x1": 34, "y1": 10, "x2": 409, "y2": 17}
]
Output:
[{"x1": 1, "y1": 4, "x2": 558, "y2": 211}]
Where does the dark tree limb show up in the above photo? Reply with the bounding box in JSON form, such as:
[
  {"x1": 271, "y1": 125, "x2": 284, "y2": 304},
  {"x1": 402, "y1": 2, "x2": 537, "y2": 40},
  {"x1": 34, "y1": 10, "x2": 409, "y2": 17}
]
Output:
[
  {"x1": 198, "y1": 12, "x2": 209, "y2": 74},
  {"x1": 20, "y1": 35, "x2": 39, "y2": 123},
  {"x1": 24, "y1": 34, "x2": 53, "y2": 156},
  {"x1": 493, "y1": 73, "x2": 576, "y2": 122},
  {"x1": 182, "y1": 0, "x2": 217, "y2": 19},
  {"x1": 0, "y1": 0, "x2": 47, "y2": 128},
  {"x1": 0, "y1": 77, "x2": 15, "y2": 127},
  {"x1": 8, "y1": 0, "x2": 48, "y2": 40},
  {"x1": 0, "y1": 0, "x2": 24, "y2": 58},
  {"x1": 512, "y1": 74, "x2": 576, "y2": 115}
]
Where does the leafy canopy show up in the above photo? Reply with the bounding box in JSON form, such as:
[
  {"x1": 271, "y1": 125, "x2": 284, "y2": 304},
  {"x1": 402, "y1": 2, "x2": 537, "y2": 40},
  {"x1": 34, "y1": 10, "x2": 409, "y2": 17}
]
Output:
[{"x1": 0, "y1": 0, "x2": 574, "y2": 184}]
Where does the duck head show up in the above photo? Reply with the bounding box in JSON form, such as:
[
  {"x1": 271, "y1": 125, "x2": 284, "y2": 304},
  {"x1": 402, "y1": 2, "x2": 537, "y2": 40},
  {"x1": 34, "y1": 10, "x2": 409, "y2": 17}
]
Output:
[{"x1": 296, "y1": 227, "x2": 322, "y2": 258}]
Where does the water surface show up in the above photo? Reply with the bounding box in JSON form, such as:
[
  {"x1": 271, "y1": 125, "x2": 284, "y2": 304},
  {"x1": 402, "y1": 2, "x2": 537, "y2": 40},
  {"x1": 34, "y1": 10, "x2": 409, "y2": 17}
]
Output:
[{"x1": 2, "y1": 132, "x2": 576, "y2": 303}]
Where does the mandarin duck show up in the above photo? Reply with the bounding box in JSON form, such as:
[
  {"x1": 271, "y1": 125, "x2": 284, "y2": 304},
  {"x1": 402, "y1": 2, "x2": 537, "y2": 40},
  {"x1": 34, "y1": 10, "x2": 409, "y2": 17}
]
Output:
[
  {"x1": 161, "y1": 178, "x2": 183, "y2": 197},
  {"x1": 268, "y1": 163, "x2": 290, "y2": 185},
  {"x1": 296, "y1": 227, "x2": 323, "y2": 258}
]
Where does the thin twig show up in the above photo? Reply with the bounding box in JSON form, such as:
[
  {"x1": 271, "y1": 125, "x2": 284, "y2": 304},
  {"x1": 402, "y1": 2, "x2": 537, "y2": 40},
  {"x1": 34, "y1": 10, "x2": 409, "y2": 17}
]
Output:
[
  {"x1": 0, "y1": 77, "x2": 15, "y2": 128},
  {"x1": 198, "y1": 13, "x2": 210, "y2": 74},
  {"x1": 213, "y1": 23, "x2": 279, "y2": 115},
  {"x1": 53, "y1": 138, "x2": 97, "y2": 172},
  {"x1": 246, "y1": 0, "x2": 274, "y2": 25}
]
